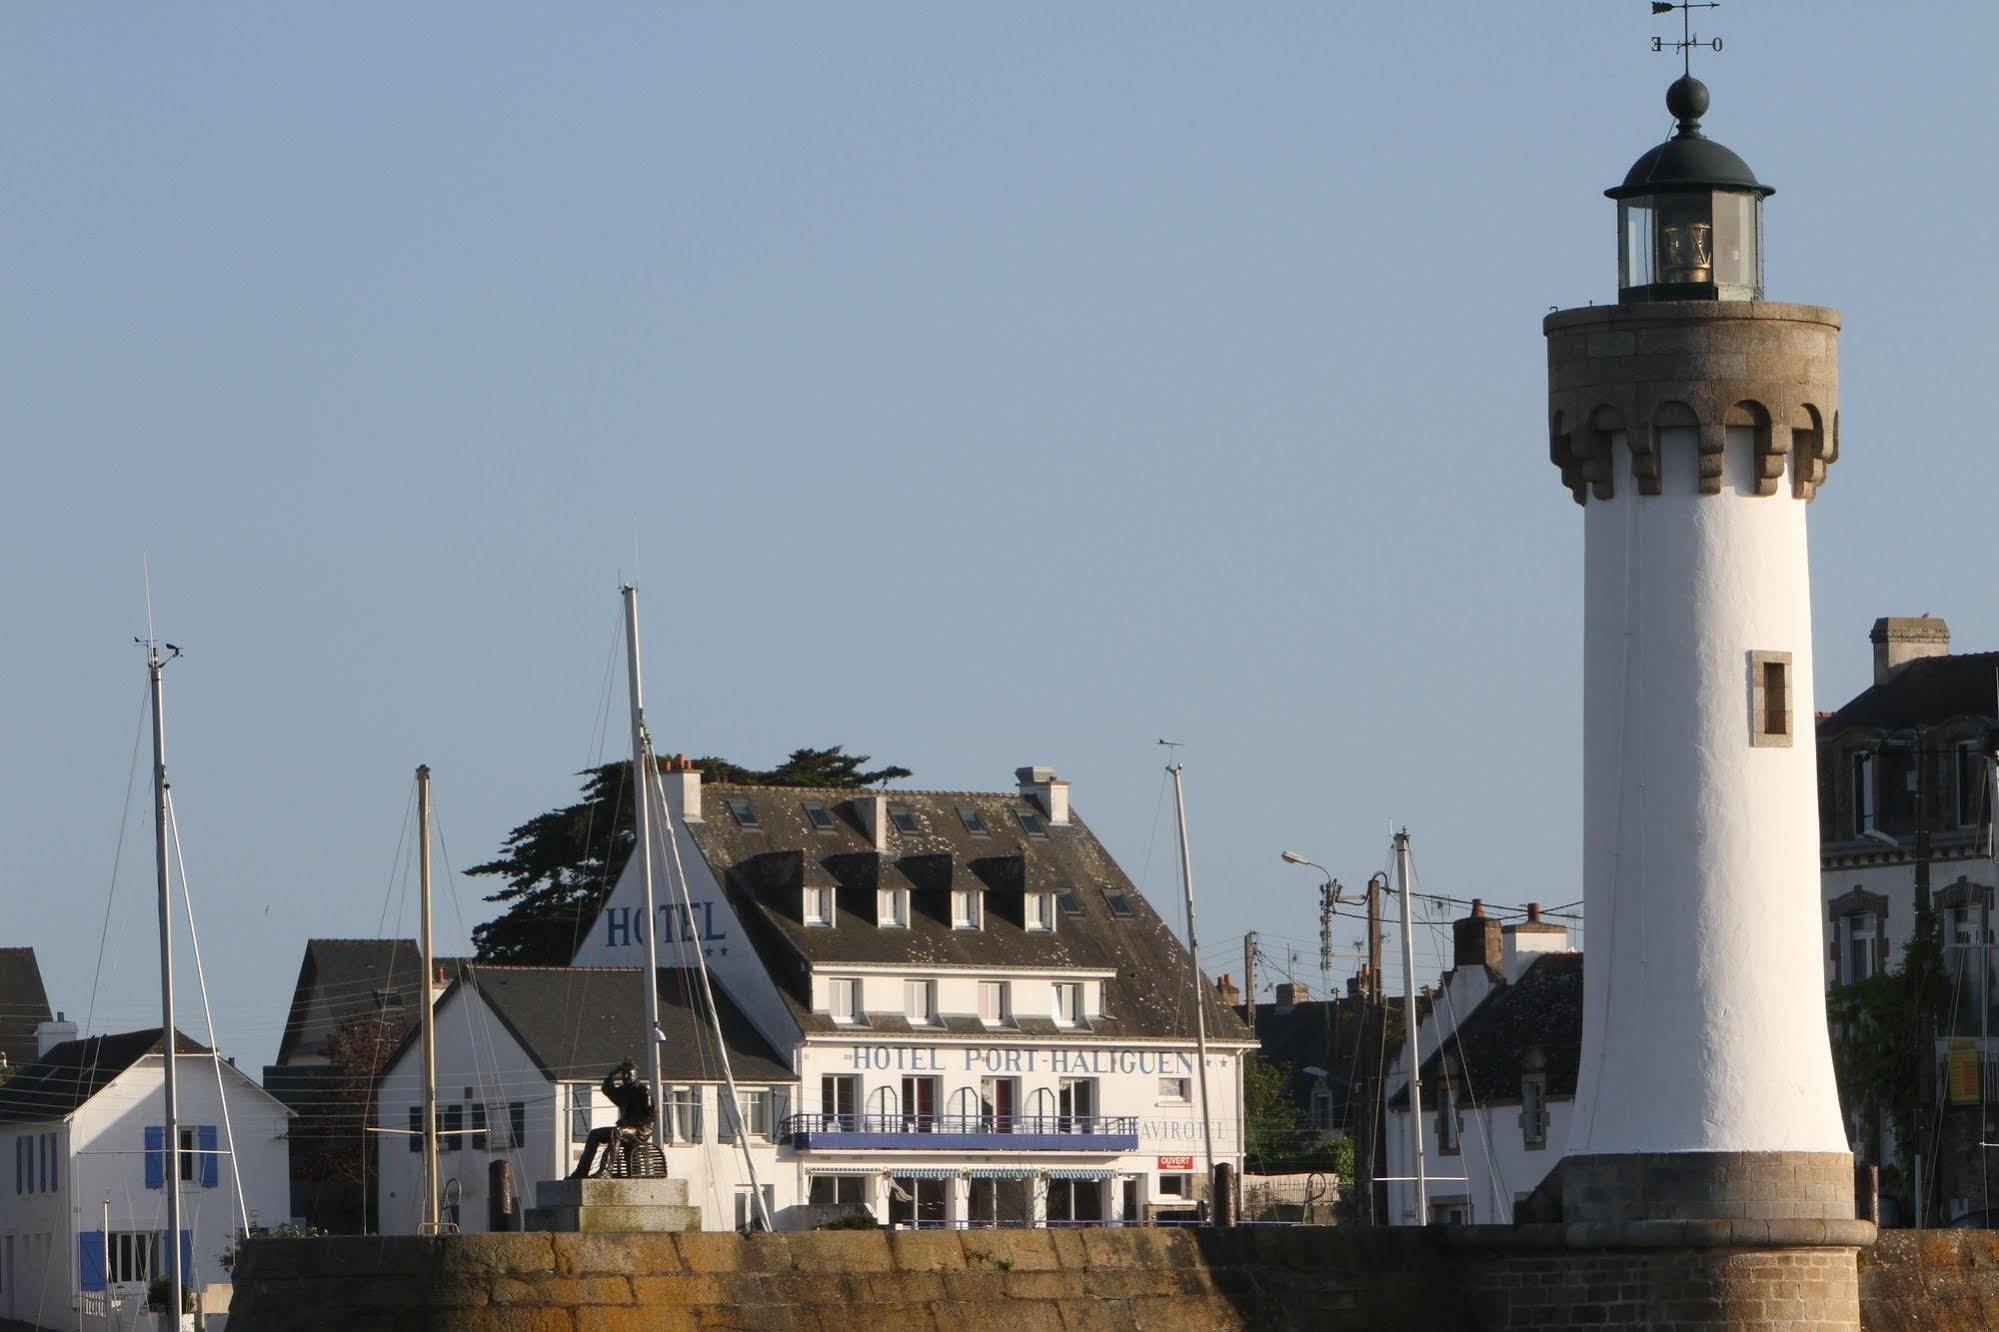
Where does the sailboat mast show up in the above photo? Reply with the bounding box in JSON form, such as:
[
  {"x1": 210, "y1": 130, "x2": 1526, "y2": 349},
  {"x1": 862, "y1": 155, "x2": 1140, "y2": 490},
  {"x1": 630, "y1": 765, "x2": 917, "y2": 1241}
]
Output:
[
  {"x1": 1166, "y1": 762, "x2": 1217, "y2": 1197},
  {"x1": 147, "y1": 645, "x2": 184, "y2": 1319},
  {"x1": 621, "y1": 585, "x2": 667, "y2": 1146},
  {"x1": 417, "y1": 766, "x2": 440, "y2": 1232},
  {"x1": 1394, "y1": 828, "x2": 1428, "y2": 1224}
]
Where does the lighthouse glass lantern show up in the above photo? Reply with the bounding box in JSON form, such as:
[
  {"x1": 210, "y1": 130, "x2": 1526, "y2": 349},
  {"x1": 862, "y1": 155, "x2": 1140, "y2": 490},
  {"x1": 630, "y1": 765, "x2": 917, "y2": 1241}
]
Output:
[{"x1": 1609, "y1": 76, "x2": 1771, "y2": 303}]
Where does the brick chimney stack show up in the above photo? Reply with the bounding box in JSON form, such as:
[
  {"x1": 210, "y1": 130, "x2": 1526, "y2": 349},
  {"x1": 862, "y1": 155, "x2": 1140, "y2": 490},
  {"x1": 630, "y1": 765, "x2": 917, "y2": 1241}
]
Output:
[{"x1": 1871, "y1": 615, "x2": 1950, "y2": 684}]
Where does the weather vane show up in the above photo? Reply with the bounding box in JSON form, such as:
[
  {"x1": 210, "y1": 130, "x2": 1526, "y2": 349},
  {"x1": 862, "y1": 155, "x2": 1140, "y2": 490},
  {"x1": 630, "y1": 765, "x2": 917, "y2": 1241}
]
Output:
[{"x1": 1650, "y1": 1, "x2": 1722, "y2": 77}]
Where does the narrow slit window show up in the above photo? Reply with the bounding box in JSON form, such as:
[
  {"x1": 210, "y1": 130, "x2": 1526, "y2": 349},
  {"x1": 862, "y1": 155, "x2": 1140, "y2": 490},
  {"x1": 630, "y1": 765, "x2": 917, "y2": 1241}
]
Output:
[{"x1": 1749, "y1": 650, "x2": 1794, "y2": 749}]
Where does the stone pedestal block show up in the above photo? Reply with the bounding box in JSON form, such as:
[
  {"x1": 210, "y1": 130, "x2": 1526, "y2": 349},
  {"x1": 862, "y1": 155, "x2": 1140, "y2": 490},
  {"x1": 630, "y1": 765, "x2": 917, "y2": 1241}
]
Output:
[{"x1": 523, "y1": 1176, "x2": 700, "y2": 1233}]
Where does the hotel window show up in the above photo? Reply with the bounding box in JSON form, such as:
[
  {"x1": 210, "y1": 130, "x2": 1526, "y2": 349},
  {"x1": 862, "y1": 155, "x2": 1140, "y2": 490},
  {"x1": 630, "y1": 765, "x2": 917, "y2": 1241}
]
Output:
[
  {"x1": 1749, "y1": 651, "x2": 1792, "y2": 747},
  {"x1": 888, "y1": 804, "x2": 921, "y2": 835},
  {"x1": 878, "y1": 887, "x2": 910, "y2": 928},
  {"x1": 1156, "y1": 1173, "x2": 1192, "y2": 1200},
  {"x1": 828, "y1": 976, "x2": 861, "y2": 1024},
  {"x1": 809, "y1": 1175, "x2": 866, "y2": 1209},
  {"x1": 822, "y1": 1074, "x2": 859, "y2": 1130},
  {"x1": 803, "y1": 884, "x2": 833, "y2": 928},
  {"x1": 1053, "y1": 981, "x2": 1084, "y2": 1027},
  {"x1": 721, "y1": 1089, "x2": 774, "y2": 1142},
  {"x1": 108, "y1": 1232, "x2": 160, "y2": 1286},
  {"x1": 1025, "y1": 891, "x2": 1056, "y2": 932},
  {"x1": 978, "y1": 980, "x2": 1011, "y2": 1026},
  {"x1": 904, "y1": 979, "x2": 937, "y2": 1026},
  {"x1": 1838, "y1": 912, "x2": 1881, "y2": 985},
  {"x1": 952, "y1": 888, "x2": 983, "y2": 930},
  {"x1": 1158, "y1": 1076, "x2": 1191, "y2": 1103},
  {"x1": 668, "y1": 1087, "x2": 704, "y2": 1143},
  {"x1": 1057, "y1": 1077, "x2": 1097, "y2": 1129}
]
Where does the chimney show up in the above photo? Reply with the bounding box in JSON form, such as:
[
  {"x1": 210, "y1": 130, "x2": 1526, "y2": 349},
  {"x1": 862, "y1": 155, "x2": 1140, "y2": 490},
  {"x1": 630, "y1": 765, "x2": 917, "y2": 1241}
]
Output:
[
  {"x1": 431, "y1": 964, "x2": 450, "y2": 1005},
  {"x1": 36, "y1": 1012, "x2": 77, "y2": 1058},
  {"x1": 855, "y1": 793, "x2": 888, "y2": 852},
  {"x1": 1871, "y1": 616, "x2": 1950, "y2": 684},
  {"x1": 663, "y1": 753, "x2": 703, "y2": 823},
  {"x1": 1216, "y1": 974, "x2": 1242, "y2": 1007},
  {"x1": 1274, "y1": 982, "x2": 1309, "y2": 1011},
  {"x1": 1453, "y1": 900, "x2": 1503, "y2": 978},
  {"x1": 1501, "y1": 901, "x2": 1573, "y2": 982},
  {"x1": 1016, "y1": 766, "x2": 1070, "y2": 826}
]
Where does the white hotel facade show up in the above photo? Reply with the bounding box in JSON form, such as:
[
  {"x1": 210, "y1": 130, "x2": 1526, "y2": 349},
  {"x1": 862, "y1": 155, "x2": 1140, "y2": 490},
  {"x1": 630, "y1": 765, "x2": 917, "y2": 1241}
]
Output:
[{"x1": 378, "y1": 764, "x2": 1252, "y2": 1231}]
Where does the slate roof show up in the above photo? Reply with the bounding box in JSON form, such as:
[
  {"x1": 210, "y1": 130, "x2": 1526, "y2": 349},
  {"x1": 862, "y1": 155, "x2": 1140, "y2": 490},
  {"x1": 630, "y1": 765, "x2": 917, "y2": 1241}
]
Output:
[
  {"x1": 274, "y1": 939, "x2": 470, "y2": 1065},
  {"x1": 408, "y1": 965, "x2": 795, "y2": 1085},
  {"x1": 1820, "y1": 652, "x2": 1999, "y2": 734},
  {"x1": 0, "y1": 1028, "x2": 211, "y2": 1125},
  {"x1": 1389, "y1": 953, "x2": 1584, "y2": 1109},
  {"x1": 682, "y1": 784, "x2": 1252, "y2": 1044},
  {"x1": 1247, "y1": 995, "x2": 1395, "y2": 1130},
  {"x1": 0, "y1": 948, "x2": 52, "y2": 1070}
]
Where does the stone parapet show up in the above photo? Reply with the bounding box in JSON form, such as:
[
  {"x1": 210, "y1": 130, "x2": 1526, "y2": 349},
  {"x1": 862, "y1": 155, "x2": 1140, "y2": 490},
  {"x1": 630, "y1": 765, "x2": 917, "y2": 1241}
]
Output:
[
  {"x1": 1559, "y1": 1151, "x2": 1858, "y2": 1225},
  {"x1": 523, "y1": 1177, "x2": 700, "y2": 1234},
  {"x1": 1545, "y1": 301, "x2": 1840, "y2": 504}
]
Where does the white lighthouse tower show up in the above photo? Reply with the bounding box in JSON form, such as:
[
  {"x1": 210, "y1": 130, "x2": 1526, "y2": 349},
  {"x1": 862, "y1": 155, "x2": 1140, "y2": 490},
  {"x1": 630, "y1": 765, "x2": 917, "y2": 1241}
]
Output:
[{"x1": 1541, "y1": 69, "x2": 1871, "y2": 1328}]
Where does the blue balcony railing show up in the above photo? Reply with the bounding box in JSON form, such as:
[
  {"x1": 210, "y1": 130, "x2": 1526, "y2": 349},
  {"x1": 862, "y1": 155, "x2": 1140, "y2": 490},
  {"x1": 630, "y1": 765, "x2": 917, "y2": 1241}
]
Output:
[{"x1": 780, "y1": 1113, "x2": 1139, "y2": 1152}]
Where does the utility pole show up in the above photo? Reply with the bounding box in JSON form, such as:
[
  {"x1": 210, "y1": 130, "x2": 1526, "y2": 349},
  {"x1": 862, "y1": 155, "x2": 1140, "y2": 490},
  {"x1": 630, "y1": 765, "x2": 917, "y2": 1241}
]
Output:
[
  {"x1": 1394, "y1": 830, "x2": 1427, "y2": 1225},
  {"x1": 146, "y1": 643, "x2": 184, "y2": 1323},
  {"x1": 1366, "y1": 873, "x2": 1387, "y2": 1002},
  {"x1": 1242, "y1": 932, "x2": 1256, "y2": 1013},
  {"x1": 417, "y1": 765, "x2": 440, "y2": 1234}
]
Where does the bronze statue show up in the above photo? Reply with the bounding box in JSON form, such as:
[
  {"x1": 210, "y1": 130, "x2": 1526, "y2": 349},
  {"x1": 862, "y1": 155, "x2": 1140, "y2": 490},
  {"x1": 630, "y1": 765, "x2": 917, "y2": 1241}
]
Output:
[{"x1": 569, "y1": 1058, "x2": 657, "y2": 1179}]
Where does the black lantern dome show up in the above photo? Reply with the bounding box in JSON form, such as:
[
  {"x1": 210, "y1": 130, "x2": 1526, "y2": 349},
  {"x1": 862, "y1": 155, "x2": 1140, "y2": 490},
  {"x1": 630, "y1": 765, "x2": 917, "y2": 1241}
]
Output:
[{"x1": 1609, "y1": 77, "x2": 1770, "y2": 302}]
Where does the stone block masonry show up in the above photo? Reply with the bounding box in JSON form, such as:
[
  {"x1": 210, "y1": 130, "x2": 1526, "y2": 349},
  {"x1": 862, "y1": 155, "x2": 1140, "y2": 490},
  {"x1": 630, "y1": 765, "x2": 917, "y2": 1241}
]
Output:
[{"x1": 231, "y1": 1224, "x2": 1999, "y2": 1331}]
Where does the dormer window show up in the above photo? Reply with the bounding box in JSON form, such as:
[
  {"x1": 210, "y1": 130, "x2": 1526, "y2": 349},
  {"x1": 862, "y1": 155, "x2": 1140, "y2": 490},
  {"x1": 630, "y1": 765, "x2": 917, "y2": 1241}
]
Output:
[
  {"x1": 1052, "y1": 981, "x2": 1084, "y2": 1027},
  {"x1": 803, "y1": 885, "x2": 833, "y2": 928},
  {"x1": 828, "y1": 976, "x2": 861, "y2": 1025},
  {"x1": 802, "y1": 802, "x2": 837, "y2": 833},
  {"x1": 952, "y1": 888, "x2": 983, "y2": 931},
  {"x1": 1014, "y1": 809, "x2": 1048, "y2": 839},
  {"x1": 1024, "y1": 891, "x2": 1056, "y2": 933},
  {"x1": 957, "y1": 807, "x2": 990, "y2": 837},
  {"x1": 878, "y1": 886, "x2": 910, "y2": 929},
  {"x1": 723, "y1": 798, "x2": 760, "y2": 829},
  {"x1": 888, "y1": 805, "x2": 921, "y2": 835}
]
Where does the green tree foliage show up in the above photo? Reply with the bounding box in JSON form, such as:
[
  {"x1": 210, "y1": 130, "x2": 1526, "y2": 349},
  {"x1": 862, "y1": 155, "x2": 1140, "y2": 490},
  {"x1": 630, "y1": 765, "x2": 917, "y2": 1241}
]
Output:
[
  {"x1": 1242, "y1": 1052, "x2": 1304, "y2": 1170},
  {"x1": 1827, "y1": 924, "x2": 1949, "y2": 1203},
  {"x1": 469, "y1": 747, "x2": 910, "y2": 963}
]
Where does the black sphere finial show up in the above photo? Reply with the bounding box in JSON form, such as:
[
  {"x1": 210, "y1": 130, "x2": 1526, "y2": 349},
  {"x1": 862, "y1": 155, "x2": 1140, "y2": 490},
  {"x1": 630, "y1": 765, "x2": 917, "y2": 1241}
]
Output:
[{"x1": 1666, "y1": 75, "x2": 1709, "y2": 137}]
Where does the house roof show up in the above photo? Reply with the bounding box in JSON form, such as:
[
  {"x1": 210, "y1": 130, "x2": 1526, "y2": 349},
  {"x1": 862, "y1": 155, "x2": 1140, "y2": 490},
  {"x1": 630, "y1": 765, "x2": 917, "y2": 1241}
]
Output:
[
  {"x1": 1246, "y1": 994, "x2": 1396, "y2": 1128},
  {"x1": 407, "y1": 965, "x2": 795, "y2": 1086},
  {"x1": 1821, "y1": 652, "x2": 1999, "y2": 734},
  {"x1": 681, "y1": 784, "x2": 1252, "y2": 1044},
  {"x1": 1389, "y1": 953, "x2": 1584, "y2": 1110},
  {"x1": 0, "y1": 948, "x2": 53, "y2": 1070},
  {"x1": 0, "y1": 1028, "x2": 211, "y2": 1125},
  {"x1": 274, "y1": 939, "x2": 470, "y2": 1065}
]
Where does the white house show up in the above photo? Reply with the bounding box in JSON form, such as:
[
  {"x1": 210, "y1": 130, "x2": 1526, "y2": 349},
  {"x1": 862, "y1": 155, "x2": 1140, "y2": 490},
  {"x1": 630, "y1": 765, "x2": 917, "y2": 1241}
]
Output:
[
  {"x1": 373, "y1": 964, "x2": 797, "y2": 1234},
  {"x1": 1382, "y1": 905, "x2": 1580, "y2": 1225},
  {"x1": 553, "y1": 760, "x2": 1255, "y2": 1228},
  {"x1": 0, "y1": 1026, "x2": 292, "y2": 1331}
]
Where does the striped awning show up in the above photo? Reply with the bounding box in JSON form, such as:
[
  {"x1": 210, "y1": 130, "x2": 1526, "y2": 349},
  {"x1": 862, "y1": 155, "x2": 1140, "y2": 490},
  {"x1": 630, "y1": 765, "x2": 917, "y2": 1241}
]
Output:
[
  {"x1": 888, "y1": 1167, "x2": 960, "y2": 1180},
  {"x1": 968, "y1": 1166, "x2": 1041, "y2": 1179},
  {"x1": 1047, "y1": 1168, "x2": 1116, "y2": 1181},
  {"x1": 805, "y1": 1168, "x2": 879, "y2": 1177}
]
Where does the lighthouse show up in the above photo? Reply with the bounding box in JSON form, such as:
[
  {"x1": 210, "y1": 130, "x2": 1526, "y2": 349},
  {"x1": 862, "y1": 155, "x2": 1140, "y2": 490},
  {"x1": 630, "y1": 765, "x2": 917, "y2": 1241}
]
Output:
[{"x1": 1540, "y1": 69, "x2": 1871, "y2": 1329}]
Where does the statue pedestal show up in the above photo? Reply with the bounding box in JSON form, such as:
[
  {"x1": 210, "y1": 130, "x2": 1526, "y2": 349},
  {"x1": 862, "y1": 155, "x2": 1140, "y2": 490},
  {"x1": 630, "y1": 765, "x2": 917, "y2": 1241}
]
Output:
[{"x1": 524, "y1": 1177, "x2": 701, "y2": 1233}]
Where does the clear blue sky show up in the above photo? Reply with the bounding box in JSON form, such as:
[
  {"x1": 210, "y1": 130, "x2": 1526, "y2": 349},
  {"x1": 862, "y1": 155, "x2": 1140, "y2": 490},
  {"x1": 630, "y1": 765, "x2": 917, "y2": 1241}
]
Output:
[{"x1": 4, "y1": 3, "x2": 1989, "y2": 1067}]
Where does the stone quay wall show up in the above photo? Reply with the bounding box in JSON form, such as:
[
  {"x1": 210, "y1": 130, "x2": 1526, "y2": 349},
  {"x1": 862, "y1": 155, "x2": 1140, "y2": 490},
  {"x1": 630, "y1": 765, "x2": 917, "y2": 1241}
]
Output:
[{"x1": 228, "y1": 1225, "x2": 1999, "y2": 1332}]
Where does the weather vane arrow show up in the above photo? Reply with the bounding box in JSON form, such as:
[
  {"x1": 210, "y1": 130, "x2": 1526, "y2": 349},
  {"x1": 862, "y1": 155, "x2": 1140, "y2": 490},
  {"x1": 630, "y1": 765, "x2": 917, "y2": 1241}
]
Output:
[{"x1": 1651, "y1": 1, "x2": 1723, "y2": 77}]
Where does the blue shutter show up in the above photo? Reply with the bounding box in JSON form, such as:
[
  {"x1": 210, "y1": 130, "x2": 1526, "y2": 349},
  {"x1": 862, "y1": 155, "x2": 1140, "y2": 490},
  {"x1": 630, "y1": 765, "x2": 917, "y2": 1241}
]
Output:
[
  {"x1": 79, "y1": 1232, "x2": 106, "y2": 1293},
  {"x1": 179, "y1": 1230, "x2": 193, "y2": 1283},
  {"x1": 144, "y1": 1125, "x2": 164, "y2": 1189},
  {"x1": 198, "y1": 1125, "x2": 218, "y2": 1188}
]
